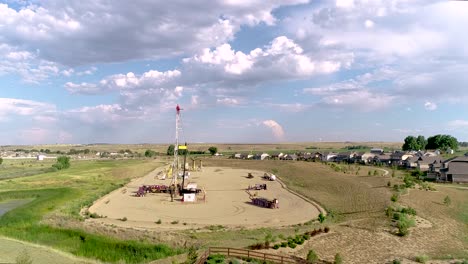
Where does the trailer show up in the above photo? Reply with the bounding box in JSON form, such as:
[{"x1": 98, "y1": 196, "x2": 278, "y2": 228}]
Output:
[
  {"x1": 247, "y1": 183, "x2": 267, "y2": 190},
  {"x1": 251, "y1": 197, "x2": 279, "y2": 209}
]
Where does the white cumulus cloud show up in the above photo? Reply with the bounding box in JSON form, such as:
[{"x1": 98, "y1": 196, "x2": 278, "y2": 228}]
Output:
[{"x1": 262, "y1": 120, "x2": 285, "y2": 140}]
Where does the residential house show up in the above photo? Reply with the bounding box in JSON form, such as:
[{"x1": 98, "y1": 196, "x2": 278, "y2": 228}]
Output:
[
  {"x1": 416, "y1": 156, "x2": 442, "y2": 172},
  {"x1": 370, "y1": 148, "x2": 384, "y2": 155},
  {"x1": 372, "y1": 153, "x2": 392, "y2": 165},
  {"x1": 282, "y1": 154, "x2": 297, "y2": 161},
  {"x1": 321, "y1": 152, "x2": 338, "y2": 162},
  {"x1": 403, "y1": 156, "x2": 419, "y2": 169},
  {"x1": 356, "y1": 152, "x2": 375, "y2": 164},
  {"x1": 260, "y1": 153, "x2": 270, "y2": 160},
  {"x1": 439, "y1": 156, "x2": 468, "y2": 183},
  {"x1": 427, "y1": 160, "x2": 443, "y2": 180},
  {"x1": 335, "y1": 152, "x2": 358, "y2": 163}
]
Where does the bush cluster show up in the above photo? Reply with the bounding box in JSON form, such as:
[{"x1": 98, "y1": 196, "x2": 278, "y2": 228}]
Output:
[{"x1": 270, "y1": 227, "x2": 330, "y2": 250}]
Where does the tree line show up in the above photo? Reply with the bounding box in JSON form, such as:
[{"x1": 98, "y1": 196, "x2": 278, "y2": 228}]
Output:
[{"x1": 402, "y1": 134, "x2": 458, "y2": 151}]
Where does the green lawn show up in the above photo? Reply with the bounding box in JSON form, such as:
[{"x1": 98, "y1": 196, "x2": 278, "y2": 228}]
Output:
[{"x1": 0, "y1": 159, "x2": 182, "y2": 263}]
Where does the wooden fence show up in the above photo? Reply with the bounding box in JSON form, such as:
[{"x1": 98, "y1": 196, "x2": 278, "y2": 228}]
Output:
[{"x1": 195, "y1": 247, "x2": 301, "y2": 264}]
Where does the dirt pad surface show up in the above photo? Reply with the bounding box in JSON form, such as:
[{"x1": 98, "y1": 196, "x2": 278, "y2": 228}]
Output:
[{"x1": 88, "y1": 167, "x2": 320, "y2": 229}]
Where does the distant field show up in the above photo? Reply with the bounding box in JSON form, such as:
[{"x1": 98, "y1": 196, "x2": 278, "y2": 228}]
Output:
[{"x1": 0, "y1": 141, "x2": 404, "y2": 154}]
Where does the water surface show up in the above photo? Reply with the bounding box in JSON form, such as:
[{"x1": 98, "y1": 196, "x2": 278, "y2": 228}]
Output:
[{"x1": 0, "y1": 199, "x2": 33, "y2": 217}]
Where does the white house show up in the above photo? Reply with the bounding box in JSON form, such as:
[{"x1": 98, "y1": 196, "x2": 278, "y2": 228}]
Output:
[
  {"x1": 260, "y1": 153, "x2": 270, "y2": 160},
  {"x1": 36, "y1": 155, "x2": 46, "y2": 161}
]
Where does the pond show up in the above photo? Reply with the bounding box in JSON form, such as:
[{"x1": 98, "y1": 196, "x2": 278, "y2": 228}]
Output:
[{"x1": 0, "y1": 199, "x2": 33, "y2": 217}]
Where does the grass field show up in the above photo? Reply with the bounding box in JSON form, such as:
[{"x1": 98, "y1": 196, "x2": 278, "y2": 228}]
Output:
[
  {"x1": 0, "y1": 159, "x2": 56, "y2": 180},
  {"x1": 0, "y1": 159, "x2": 182, "y2": 263}
]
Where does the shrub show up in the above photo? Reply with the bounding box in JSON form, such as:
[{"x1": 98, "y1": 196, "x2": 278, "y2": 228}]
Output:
[
  {"x1": 171, "y1": 220, "x2": 179, "y2": 224},
  {"x1": 287, "y1": 241, "x2": 297, "y2": 248},
  {"x1": 273, "y1": 244, "x2": 280, "y2": 250},
  {"x1": 401, "y1": 207, "x2": 417, "y2": 215},
  {"x1": 318, "y1": 213, "x2": 326, "y2": 223},
  {"x1": 391, "y1": 194, "x2": 399, "y2": 202},
  {"x1": 207, "y1": 254, "x2": 225, "y2": 264},
  {"x1": 184, "y1": 246, "x2": 198, "y2": 264},
  {"x1": 443, "y1": 195, "x2": 451, "y2": 206},
  {"x1": 324, "y1": 226, "x2": 330, "y2": 233},
  {"x1": 306, "y1": 250, "x2": 318, "y2": 263},
  {"x1": 397, "y1": 214, "x2": 415, "y2": 236},
  {"x1": 387, "y1": 181, "x2": 391, "y2": 187},
  {"x1": 334, "y1": 253, "x2": 343, "y2": 264},
  {"x1": 303, "y1": 233, "x2": 310, "y2": 240},
  {"x1": 415, "y1": 255, "x2": 429, "y2": 263},
  {"x1": 280, "y1": 242, "x2": 287, "y2": 247},
  {"x1": 119, "y1": 217, "x2": 127, "y2": 222},
  {"x1": 155, "y1": 219, "x2": 162, "y2": 224},
  {"x1": 392, "y1": 259, "x2": 401, "y2": 264},
  {"x1": 248, "y1": 243, "x2": 264, "y2": 250}
]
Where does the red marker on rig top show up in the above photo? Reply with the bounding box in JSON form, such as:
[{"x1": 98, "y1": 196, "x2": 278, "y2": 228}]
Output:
[{"x1": 176, "y1": 104, "x2": 181, "y2": 113}]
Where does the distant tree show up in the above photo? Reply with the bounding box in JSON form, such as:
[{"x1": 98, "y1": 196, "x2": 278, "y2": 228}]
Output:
[
  {"x1": 83, "y1": 149, "x2": 90, "y2": 154},
  {"x1": 167, "y1": 145, "x2": 175, "y2": 156},
  {"x1": 144, "y1": 149, "x2": 156, "y2": 158},
  {"x1": 52, "y1": 156, "x2": 70, "y2": 170},
  {"x1": 402, "y1": 136, "x2": 419, "y2": 151},
  {"x1": 416, "y1": 135, "x2": 427, "y2": 150},
  {"x1": 208, "y1": 146, "x2": 218, "y2": 155},
  {"x1": 426, "y1": 134, "x2": 458, "y2": 151}
]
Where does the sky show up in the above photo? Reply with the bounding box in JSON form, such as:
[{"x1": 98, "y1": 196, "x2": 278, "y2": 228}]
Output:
[{"x1": 0, "y1": 0, "x2": 468, "y2": 145}]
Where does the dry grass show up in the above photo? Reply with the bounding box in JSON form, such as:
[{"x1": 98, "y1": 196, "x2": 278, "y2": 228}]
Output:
[{"x1": 203, "y1": 159, "x2": 392, "y2": 222}]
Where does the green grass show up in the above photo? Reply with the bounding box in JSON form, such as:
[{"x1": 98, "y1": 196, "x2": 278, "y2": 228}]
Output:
[
  {"x1": 0, "y1": 159, "x2": 181, "y2": 263},
  {"x1": 0, "y1": 159, "x2": 56, "y2": 180}
]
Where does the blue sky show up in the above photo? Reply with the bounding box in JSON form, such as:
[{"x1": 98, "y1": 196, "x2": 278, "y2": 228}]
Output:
[{"x1": 1, "y1": 0, "x2": 468, "y2": 145}]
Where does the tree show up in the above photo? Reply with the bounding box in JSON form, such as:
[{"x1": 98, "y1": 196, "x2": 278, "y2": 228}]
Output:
[
  {"x1": 416, "y1": 135, "x2": 427, "y2": 150},
  {"x1": 307, "y1": 250, "x2": 319, "y2": 263},
  {"x1": 426, "y1": 134, "x2": 458, "y2": 151},
  {"x1": 402, "y1": 136, "x2": 419, "y2": 151},
  {"x1": 208, "y1": 146, "x2": 218, "y2": 155},
  {"x1": 52, "y1": 156, "x2": 70, "y2": 170},
  {"x1": 144, "y1": 149, "x2": 156, "y2": 158},
  {"x1": 167, "y1": 145, "x2": 175, "y2": 156}
]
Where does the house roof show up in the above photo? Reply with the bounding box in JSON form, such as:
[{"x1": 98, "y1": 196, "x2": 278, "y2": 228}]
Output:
[
  {"x1": 417, "y1": 156, "x2": 441, "y2": 165},
  {"x1": 446, "y1": 161, "x2": 468, "y2": 175},
  {"x1": 443, "y1": 156, "x2": 468, "y2": 164}
]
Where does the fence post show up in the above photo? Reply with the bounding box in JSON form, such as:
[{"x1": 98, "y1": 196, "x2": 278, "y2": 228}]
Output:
[
  {"x1": 264, "y1": 253, "x2": 266, "y2": 262},
  {"x1": 248, "y1": 250, "x2": 250, "y2": 259},
  {"x1": 281, "y1": 256, "x2": 283, "y2": 264},
  {"x1": 227, "y1": 248, "x2": 230, "y2": 257}
]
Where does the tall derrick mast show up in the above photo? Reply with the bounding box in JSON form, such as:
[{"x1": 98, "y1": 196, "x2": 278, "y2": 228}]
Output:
[{"x1": 171, "y1": 104, "x2": 182, "y2": 186}]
